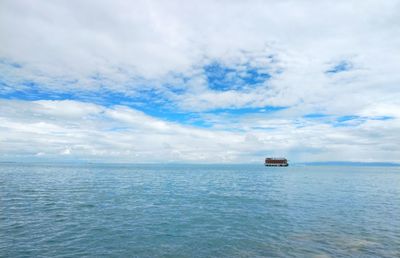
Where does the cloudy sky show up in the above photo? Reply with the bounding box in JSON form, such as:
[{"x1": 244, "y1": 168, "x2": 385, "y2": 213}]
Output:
[{"x1": 1, "y1": 0, "x2": 400, "y2": 163}]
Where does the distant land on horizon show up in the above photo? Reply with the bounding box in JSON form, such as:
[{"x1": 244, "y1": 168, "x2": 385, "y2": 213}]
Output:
[{"x1": 298, "y1": 161, "x2": 400, "y2": 167}]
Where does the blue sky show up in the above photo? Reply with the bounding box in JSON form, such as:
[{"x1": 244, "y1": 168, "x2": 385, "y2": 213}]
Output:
[{"x1": 0, "y1": 0, "x2": 400, "y2": 163}]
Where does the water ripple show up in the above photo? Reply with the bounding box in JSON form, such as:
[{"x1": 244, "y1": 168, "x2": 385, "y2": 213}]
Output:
[{"x1": 1, "y1": 163, "x2": 399, "y2": 257}]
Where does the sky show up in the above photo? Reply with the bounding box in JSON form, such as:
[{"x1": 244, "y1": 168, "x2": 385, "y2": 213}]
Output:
[{"x1": 1, "y1": 0, "x2": 400, "y2": 163}]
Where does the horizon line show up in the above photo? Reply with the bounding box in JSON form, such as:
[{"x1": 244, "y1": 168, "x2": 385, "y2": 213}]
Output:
[{"x1": 0, "y1": 161, "x2": 399, "y2": 167}]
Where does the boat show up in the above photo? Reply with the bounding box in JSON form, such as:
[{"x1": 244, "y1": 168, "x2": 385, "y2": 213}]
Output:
[{"x1": 265, "y1": 157, "x2": 289, "y2": 167}]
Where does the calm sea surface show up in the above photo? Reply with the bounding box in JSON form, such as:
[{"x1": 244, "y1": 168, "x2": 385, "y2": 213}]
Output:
[{"x1": 1, "y1": 163, "x2": 399, "y2": 257}]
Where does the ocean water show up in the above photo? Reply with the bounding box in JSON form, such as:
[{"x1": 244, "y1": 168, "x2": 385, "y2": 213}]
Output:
[{"x1": 1, "y1": 163, "x2": 399, "y2": 258}]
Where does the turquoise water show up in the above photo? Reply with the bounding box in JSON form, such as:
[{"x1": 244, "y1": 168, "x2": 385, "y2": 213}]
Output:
[{"x1": 1, "y1": 163, "x2": 399, "y2": 257}]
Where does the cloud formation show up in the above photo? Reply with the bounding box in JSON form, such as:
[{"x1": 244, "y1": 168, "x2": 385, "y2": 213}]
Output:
[
  {"x1": 0, "y1": 99, "x2": 398, "y2": 163},
  {"x1": 0, "y1": 0, "x2": 399, "y2": 162}
]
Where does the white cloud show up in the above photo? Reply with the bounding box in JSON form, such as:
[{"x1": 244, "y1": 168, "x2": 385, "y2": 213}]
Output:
[
  {"x1": 0, "y1": 99, "x2": 399, "y2": 163},
  {"x1": 1, "y1": 1, "x2": 400, "y2": 162}
]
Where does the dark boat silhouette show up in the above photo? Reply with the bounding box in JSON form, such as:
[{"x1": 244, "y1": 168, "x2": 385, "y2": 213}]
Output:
[{"x1": 265, "y1": 157, "x2": 289, "y2": 167}]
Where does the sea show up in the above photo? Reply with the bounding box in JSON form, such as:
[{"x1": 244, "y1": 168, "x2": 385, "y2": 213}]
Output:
[{"x1": 1, "y1": 163, "x2": 399, "y2": 258}]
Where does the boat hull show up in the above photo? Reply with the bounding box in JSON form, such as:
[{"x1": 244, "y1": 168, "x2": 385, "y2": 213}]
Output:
[{"x1": 264, "y1": 163, "x2": 289, "y2": 167}]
